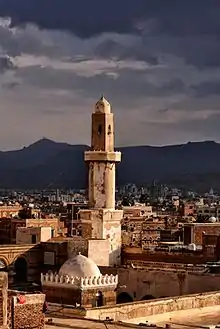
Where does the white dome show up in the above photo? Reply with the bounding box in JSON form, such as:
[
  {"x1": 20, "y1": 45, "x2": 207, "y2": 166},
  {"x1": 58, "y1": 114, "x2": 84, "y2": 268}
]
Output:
[
  {"x1": 59, "y1": 253, "x2": 101, "y2": 278},
  {"x1": 209, "y1": 216, "x2": 217, "y2": 222}
]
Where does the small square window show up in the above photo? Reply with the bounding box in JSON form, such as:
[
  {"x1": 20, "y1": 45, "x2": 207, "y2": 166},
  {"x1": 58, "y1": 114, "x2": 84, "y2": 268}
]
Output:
[{"x1": 31, "y1": 234, "x2": 37, "y2": 244}]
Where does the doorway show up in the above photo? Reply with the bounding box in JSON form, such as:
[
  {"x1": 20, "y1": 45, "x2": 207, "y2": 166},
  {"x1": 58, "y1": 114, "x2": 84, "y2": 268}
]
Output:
[{"x1": 14, "y1": 257, "x2": 28, "y2": 283}]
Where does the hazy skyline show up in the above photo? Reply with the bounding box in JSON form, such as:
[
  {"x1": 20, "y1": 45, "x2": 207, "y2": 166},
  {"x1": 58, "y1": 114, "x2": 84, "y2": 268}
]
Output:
[{"x1": 0, "y1": 0, "x2": 220, "y2": 150}]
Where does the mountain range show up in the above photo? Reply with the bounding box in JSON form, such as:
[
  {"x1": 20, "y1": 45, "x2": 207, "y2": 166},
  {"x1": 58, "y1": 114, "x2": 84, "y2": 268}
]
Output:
[{"x1": 0, "y1": 138, "x2": 219, "y2": 192}]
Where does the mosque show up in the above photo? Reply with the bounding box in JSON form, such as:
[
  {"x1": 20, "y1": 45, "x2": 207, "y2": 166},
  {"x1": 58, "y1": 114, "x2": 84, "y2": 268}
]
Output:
[{"x1": 41, "y1": 96, "x2": 123, "y2": 308}]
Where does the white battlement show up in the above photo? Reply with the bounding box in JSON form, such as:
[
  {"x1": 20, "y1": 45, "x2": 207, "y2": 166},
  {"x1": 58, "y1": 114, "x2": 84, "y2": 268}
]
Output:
[{"x1": 41, "y1": 272, "x2": 118, "y2": 289}]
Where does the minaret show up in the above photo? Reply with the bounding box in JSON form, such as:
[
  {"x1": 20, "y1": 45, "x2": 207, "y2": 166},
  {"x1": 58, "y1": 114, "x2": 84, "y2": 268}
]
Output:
[
  {"x1": 84, "y1": 96, "x2": 121, "y2": 209},
  {"x1": 79, "y1": 96, "x2": 123, "y2": 267}
]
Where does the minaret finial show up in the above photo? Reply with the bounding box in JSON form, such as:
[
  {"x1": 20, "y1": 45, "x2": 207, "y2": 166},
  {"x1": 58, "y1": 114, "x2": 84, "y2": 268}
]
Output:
[{"x1": 95, "y1": 95, "x2": 111, "y2": 114}]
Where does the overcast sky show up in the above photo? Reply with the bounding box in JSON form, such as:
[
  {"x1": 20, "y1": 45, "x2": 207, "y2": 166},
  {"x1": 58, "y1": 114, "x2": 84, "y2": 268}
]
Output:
[{"x1": 0, "y1": 0, "x2": 220, "y2": 150}]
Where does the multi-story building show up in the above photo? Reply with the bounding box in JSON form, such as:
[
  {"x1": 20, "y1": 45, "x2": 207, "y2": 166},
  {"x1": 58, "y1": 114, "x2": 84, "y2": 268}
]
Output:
[
  {"x1": 123, "y1": 205, "x2": 155, "y2": 218},
  {"x1": 183, "y1": 223, "x2": 220, "y2": 245},
  {"x1": 179, "y1": 201, "x2": 196, "y2": 216},
  {"x1": 122, "y1": 216, "x2": 165, "y2": 248},
  {"x1": 0, "y1": 217, "x2": 67, "y2": 244},
  {"x1": 0, "y1": 204, "x2": 22, "y2": 218},
  {"x1": 196, "y1": 205, "x2": 220, "y2": 219}
]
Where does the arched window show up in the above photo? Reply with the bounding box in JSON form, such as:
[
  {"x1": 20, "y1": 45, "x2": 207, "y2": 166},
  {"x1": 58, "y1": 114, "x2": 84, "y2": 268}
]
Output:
[
  {"x1": 117, "y1": 292, "x2": 133, "y2": 304},
  {"x1": 96, "y1": 291, "x2": 104, "y2": 307},
  {"x1": 108, "y1": 125, "x2": 111, "y2": 135},
  {"x1": 0, "y1": 259, "x2": 7, "y2": 270},
  {"x1": 14, "y1": 257, "x2": 28, "y2": 283},
  {"x1": 141, "y1": 294, "x2": 155, "y2": 300}
]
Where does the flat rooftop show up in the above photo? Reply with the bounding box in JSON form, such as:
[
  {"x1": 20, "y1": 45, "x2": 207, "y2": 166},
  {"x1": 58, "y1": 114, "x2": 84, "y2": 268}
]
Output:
[
  {"x1": 45, "y1": 317, "x2": 140, "y2": 329},
  {"x1": 45, "y1": 307, "x2": 220, "y2": 329},
  {"x1": 185, "y1": 222, "x2": 220, "y2": 226},
  {"x1": 128, "y1": 305, "x2": 220, "y2": 329}
]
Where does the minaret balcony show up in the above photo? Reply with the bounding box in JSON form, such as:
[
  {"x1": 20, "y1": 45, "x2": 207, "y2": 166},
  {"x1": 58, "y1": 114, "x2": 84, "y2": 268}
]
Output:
[{"x1": 84, "y1": 151, "x2": 121, "y2": 162}]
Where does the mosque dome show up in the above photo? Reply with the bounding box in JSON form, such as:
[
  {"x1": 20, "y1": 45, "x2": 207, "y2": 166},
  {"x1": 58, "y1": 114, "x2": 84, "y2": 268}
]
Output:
[
  {"x1": 209, "y1": 216, "x2": 217, "y2": 223},
  {"x1": 95, "y1": 96, "x2": 111, "y2": 114},
  {"x1": 58, "y1": 253, "x2": 101, "y2": 278}
]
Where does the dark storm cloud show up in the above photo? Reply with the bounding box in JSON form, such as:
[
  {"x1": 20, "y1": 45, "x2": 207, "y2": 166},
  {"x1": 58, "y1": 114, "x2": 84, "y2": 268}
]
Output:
[
  {"x1": 140, "y1": 113, "x2": 220, "y2": 143},
  {"x1": 14, "y1": 65, "x2": 186, "y2": 104},
  {"x1": 0, "y1": 55, "x2": 15, "y2": 71},
  {"x1": 94, "y1": 39, "x2": 159, "y2": 65},
  {"x1": 0, "y1": 0, "x2": 220, "y2": 38},
  {"x1": 2, "y1": 81, "x2": 20, "y2": 89},
  {"x1": 1, "y1": 0, "x2": 220, "y2": 150},
  {"x1": 1, "y1": 0, "x2": 220, "y2": 70},
  {"x1": 0, "y1": 0, "x2": 146, "y2": 37},
  {"x1": 156, "y1": 113, "x2": 220, "y2": 137},
  {"x1": 191, "y1": 81, "x2": 220, "y2": 98},
  {"x1": 167, "y1": 37, "x2": 220, "y2": 69}
]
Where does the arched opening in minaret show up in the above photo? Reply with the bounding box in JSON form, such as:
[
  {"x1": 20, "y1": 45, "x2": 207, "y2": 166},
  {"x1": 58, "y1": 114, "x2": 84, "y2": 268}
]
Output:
[
  {"x1": 108, "y1": 125, "x2": 111, "y2": 135},
  {"x1": 98, "y1": 124, "x2": 102, "y2": 135}
]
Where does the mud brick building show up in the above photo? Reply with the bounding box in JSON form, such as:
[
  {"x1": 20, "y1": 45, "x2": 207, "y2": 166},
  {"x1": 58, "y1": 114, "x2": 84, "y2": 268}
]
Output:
[
  {"x1": 0, "y1": 271, "x2": 45, "y2": 329},
  {"x1": 183, "y1": 223, "x2": 220, "y2": 245}
]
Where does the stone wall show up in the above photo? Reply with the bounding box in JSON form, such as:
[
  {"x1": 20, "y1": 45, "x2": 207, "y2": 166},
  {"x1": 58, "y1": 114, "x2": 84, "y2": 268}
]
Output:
[
  {"x1": 88, "y1": 239, "x2": 110, "y2": 266},
  {"x1": 8, "y1": 291, "x2": 45, "y2": 329},
  {"x1": 41, "y1": 240, "x2": 68, "y2": 272},
  {"x1": 79, "y1": 208, "x2": 122, "y2": 267},
  {"x1": 82, "y1": 287, "x2": 116, "y2": 308},
  {"x1": 42, "y1": 285, "x2": 81, "y2": 305},
  {"x1": 0, "y1": 244, "x2": 42, "y2": 286},
  {"x1": 67, "y1": 238, "x2": 89, "y2": 258},
  {"x1": 43, "y1": 283, "x2": 116, "y2": 308},
  {"x1": 117, "y1": 267, "x2": 220, "y2": 301},
  {"x1": 0, "y1": 272, "x2": 8, "y2": 327},
  {"x1": 85, "y1": 291, "x2": 220, "y2": 322}
]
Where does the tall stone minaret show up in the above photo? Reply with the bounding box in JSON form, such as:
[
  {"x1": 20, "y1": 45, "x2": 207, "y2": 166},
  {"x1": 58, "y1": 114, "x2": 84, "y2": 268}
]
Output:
[
  {"x1": 79, "y1": 96, "x2": 123, "y2": 267},
  {"x1": 85, "y1": 96, "x2": 121, "y2": 209}
]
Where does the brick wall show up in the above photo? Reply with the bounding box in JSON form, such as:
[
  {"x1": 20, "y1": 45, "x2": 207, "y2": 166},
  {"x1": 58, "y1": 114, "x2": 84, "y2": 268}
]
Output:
[
  {"x1": 8, "y1": 291, "x2": 45, "y2": 329},
  {"x1": 184, "y1": 224, "x2": 220, "y2": 245},
  {"x1": 194, "y1": 224, "x2": 220, "y2": 244}
]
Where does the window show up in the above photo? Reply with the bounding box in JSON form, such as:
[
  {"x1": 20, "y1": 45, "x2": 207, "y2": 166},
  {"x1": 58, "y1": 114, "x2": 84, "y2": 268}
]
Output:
[
  {"x1": 51, "y1": 229, "x2": 55, "y2": 238},
  {"x1": 108, "y1": 125, "x2": 111, "y2": 135},
  {"x1": 31, "y1": 234, "x2": 37, "y2": 244},
  {"x1": 98, "y1": 125, "x2": 102, "y2": 135}
]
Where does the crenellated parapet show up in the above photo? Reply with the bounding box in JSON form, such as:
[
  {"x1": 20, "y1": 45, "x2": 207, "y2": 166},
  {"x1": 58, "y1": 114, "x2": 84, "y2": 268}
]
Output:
[{"x1": 41, "y1": 272, "x2": 118, "y2": 290}]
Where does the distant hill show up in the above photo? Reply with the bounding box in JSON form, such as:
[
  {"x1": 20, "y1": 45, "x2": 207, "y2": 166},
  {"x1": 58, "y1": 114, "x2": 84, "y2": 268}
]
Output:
[{"x1": 0, "y1": 139, "x2": 220, "y2": 191}]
